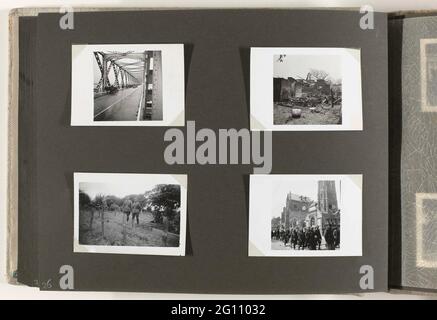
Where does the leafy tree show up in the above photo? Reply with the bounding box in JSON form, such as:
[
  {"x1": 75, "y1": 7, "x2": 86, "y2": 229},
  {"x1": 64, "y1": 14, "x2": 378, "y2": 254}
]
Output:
[
  {"x1": 146, "y1": 184, "x2": 180, "y2": 225},
  {"x1": 147, "y1": 184, "x2": 180, "y2": 209},
  {"x1": 271, "y1": 216, "x2": 281, "y2": 229},
  {"x1": 79, "y1": 190, "x2": 91, "y2": 210},
  {"x1": 92, "y1": 194, "x2": 106, "y2": 210}
]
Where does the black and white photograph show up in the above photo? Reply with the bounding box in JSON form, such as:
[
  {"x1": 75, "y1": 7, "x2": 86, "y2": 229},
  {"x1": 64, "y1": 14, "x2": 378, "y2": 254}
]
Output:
[
  {"x1": 273, "y1": 54, "x2": 342, "y2": 125},
  {"x1": 421, "y1": 39, "x2": 437, "y2": 112},
  {"x1": 271, "y1": 180, "x2": 341, "y2": 251},
  {"x1": 249, "y1": 174, "x2": 362, "y2": 257},
  {"x1": 71, "y1": 44, "x2": 185, "y2": 126},
  {"x1": 93, "y1": 50, "x2": 163, "y2": 121},
  {"x1": 74, "y1": 173, "x2": 187, "y2": 256},
  {"x1": 415, "y1": 193, "x2": 437, "y2": 268},
  {"x1": 250, "y1": 47, "x2": 362, "y2": 131}
]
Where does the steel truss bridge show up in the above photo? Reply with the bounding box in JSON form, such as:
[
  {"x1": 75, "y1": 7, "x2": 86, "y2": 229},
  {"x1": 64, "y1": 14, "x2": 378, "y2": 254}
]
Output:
[
  {"x1": 94, "y1": 51, "x2": 148, "y2": 92},
  {"x1": 93, "y1": 51, "x2": 159, "y2": 121}
]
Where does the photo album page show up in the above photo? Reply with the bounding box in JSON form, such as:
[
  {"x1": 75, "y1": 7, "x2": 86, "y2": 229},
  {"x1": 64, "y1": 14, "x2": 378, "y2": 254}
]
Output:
[{"x1": 14, "y1": 9, "x2": 388, "y2": 294}]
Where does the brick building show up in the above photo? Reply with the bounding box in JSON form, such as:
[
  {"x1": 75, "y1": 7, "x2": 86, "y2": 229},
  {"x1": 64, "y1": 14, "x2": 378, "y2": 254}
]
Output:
[
  {"x1": 280, "y1": 192, "x2": 312, "y2": 229},
  {"x1": 279, "y1": 181, "x2": 340, "y2": 232}
]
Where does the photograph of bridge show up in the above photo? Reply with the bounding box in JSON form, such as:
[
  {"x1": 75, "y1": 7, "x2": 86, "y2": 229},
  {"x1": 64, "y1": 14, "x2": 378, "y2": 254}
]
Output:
[
  {"x1": 93, "y1": 50, "x2": 163, "y2": 121},
  {"x1": 71, "y1": 44, "x2": 185, "y2": 126}
]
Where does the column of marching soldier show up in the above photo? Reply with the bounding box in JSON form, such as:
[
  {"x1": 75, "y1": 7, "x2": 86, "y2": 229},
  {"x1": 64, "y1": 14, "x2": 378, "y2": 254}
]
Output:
[{"x1": 271, "y1": 225, "x2": 340, "y2": 250}]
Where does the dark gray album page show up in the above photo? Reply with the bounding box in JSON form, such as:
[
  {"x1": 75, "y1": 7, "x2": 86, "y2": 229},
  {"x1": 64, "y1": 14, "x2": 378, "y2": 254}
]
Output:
[{"x1": 29, "y1": 9, "x2": 388, "y2": 293}]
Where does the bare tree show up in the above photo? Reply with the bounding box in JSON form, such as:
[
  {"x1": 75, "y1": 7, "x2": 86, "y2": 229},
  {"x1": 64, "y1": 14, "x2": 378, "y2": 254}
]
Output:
[{"x1": 309, "y1": 69, "x2": 329, "y2": 80}]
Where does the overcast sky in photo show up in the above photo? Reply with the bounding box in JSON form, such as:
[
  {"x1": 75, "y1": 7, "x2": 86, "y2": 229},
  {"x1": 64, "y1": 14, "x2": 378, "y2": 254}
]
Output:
[
  {"x1": 272, "y1": 180, "x2": 340, "y2": 218},
  {"x1": 273, "y1": 54, "x2": 342, "y2": 81},
  {"x1": 79, "y1": 181, "x2": 157, "y2": 199}
]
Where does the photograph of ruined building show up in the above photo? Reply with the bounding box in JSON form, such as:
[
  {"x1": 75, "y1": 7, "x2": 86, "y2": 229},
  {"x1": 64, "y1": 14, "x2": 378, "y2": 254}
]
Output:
[
  {"x1": 273, "y1": 54, "x2": 342, "y2": 125},
  {"x1": 271, "y1": 180, "x2": 341, "y2": 251},
  {"x1": 93, "y1": 50, "x2": 162, "y2": 121}
]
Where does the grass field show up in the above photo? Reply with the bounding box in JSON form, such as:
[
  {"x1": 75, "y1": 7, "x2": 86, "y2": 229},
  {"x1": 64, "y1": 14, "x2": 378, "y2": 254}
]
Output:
[{"x1": 79, "y1": 209, "x2": 179, "y2": 247}]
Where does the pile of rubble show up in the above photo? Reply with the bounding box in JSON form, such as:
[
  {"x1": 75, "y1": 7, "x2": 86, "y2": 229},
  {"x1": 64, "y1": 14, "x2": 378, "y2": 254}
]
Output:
[{"x1": 278, "y1": 95, "x2": 341, "y2": 119}]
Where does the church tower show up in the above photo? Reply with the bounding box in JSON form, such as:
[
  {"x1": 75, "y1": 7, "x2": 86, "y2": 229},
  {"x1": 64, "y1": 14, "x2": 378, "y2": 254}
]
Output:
[{"x1": 318, "y1": 181, "x2": 338, "y2": 213}]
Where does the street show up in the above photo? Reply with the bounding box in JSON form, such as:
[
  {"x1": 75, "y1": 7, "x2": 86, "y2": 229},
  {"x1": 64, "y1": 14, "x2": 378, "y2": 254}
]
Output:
[
  {"x1": 271, "y1": 239, "x2": 338, "y2": 250},
  {"x1": 94, "y1": 86, "x2": 143, "y2": 121}
]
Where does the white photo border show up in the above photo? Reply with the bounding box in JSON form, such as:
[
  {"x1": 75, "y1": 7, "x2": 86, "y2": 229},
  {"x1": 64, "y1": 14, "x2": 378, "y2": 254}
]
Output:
[
  {"x1": 249, "y1": 174, "x2": 363, "y2": 257},
  {"x1": 415, "y1": 193, "x2": 437, "y2": 268},
  {"x1": 420, "y1": 39, "x2": 437, "y2": 112},
  {"x1": 73, "y1": 172, "x2": 187, "y2": 256},
  {"x1": 250, "y1": 47, "x2": 363, "y2": 131},
  {"x1": 71, "y1": 44, "x2": 185, "y2": 126}
]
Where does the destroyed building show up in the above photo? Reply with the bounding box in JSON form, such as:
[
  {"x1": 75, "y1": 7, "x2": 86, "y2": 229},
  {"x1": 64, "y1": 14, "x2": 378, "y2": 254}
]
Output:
[
  {"x1": 273, "y1": 77, "x2": 297, "y2": 102},
  {"x1": 273, "y1": 74, "x2": 338, "y2": 102},
  {"x1": 331, "y1": 83, "x2": 342, "y2": 98}
]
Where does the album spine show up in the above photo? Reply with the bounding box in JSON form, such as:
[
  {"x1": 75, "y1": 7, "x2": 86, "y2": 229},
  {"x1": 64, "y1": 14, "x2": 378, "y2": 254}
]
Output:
[
  {"x1": 8, "y1": 12, "x2": 40, "y2": 287},
  {"x1": 6, "y1": 8, "x2": 20, "y2": 285},
  {"x1": 387, "y1": 15, "x2": 403, "y2": 292}
]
